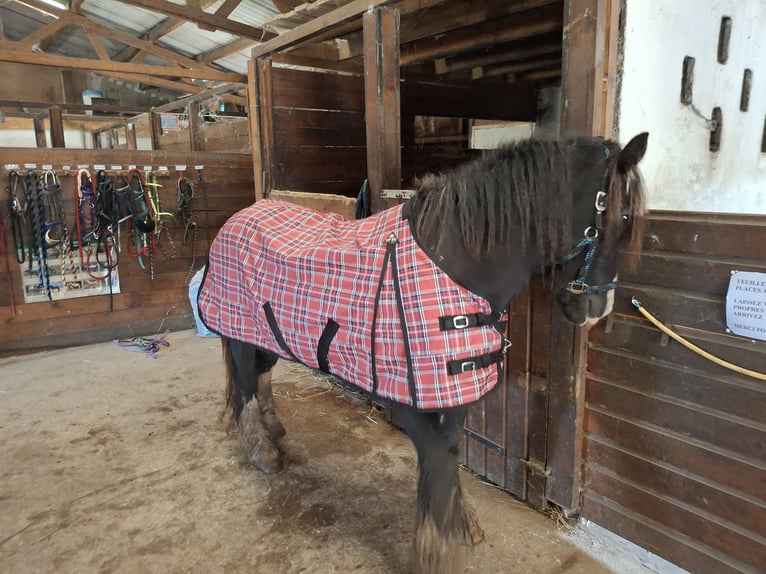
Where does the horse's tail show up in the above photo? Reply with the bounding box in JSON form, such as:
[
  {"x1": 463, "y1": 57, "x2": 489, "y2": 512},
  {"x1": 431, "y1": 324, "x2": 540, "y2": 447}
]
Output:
[{"x1": 221, "y1": 336, "x2": 241, "y2": 431}]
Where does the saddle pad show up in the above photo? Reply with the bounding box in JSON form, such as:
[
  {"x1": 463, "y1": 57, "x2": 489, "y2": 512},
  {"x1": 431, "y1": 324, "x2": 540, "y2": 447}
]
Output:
[{"x1": 198, "y1": 199, "x2": 504, "y2": 410}]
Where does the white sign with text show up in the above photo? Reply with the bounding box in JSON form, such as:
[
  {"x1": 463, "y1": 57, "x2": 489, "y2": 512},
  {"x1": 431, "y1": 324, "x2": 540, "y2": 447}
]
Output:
[{"x1": 726, "y1": 271, "x2": 766, "y2": 341}]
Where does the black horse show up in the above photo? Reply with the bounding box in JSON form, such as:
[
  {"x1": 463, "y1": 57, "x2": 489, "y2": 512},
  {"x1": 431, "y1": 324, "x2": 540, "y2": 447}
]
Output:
[{"x1": 198, "y1": 133, "x2": 648, "y2": 573}]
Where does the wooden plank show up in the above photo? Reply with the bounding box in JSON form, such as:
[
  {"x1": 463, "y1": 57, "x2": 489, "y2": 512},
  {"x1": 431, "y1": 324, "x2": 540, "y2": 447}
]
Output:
[
  {"x1": 582, "y1": 493, "x2": 748, "y2": 574},
  {"x1": 504, "y1": 283, "x2": 532, "y2": 498},
  {"x1": 525, "y1": 279, "x2": 553, "y2": 508},
  {"x1": 401, "y1": 80, "x2": 537, "y2": 121},
  {"x1": 126, "y1": 123, "x2": 138, "y2": 150},
  {"x1": 188, "y1": 101, "x2": 202, "y2": 152},
  {"x1": 586, "y1": 380, "x2": 764, "y2": 463},
  {"x1": 150, "y1": 112, "x2": 163, "y2": 151},
  {"x1": 618, "y1": 251, "x2": 765, "y2": 297},
  {"x1": 400, "y1": 3, "x2": 563, "y2": 66},
  {"x1": 642, "y1": 214, "x2": 766, "y2": 260},
  {"x1": 271, "y1": 66, "x2": 365, "y2": 112},
  {"x1": 545, "y1": 311, "x2": 585, "y2": 513},
  {"x1": 584, "y1": 437, "x2": 766, "y2": 536},
  {"x1": 363, "y1": 7, "x2": 401, "y2": 212},
  {"x1": 584, "y1": 409, "x2": 765, "y2": 507},
  {"x1": 483, "y1": 375, "x2": 507, "y2": 487},
  {"x1": 272, "y1": 146, "x2": 368, "y2": 185},
  {"x1": 48, "y1": 107, "x2": 65, "y2": 148},
  {"x1": 560, "y1": 0, "x2": 618, "y2": 137},
  {"x1": 584, "y1": 466, "x2": 765, "y2": 572},
  {"x1": 33, "y1": 116, "x2": 47, "y2": 148},
  {"x1": 588, "y1": 346, "x2": 766, "y2": 423},
  {"x1": 590, "y1": 317, "x2": 766, "y2": 379}
]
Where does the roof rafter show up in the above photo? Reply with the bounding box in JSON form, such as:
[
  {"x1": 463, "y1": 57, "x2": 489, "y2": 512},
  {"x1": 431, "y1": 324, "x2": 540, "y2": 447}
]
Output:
[
  {"x1": 0, "y1": 43, "x2": 246, "y2": 81},
  {"x1": 118, "y1": 0, "x2": 275, "y2": 41}
]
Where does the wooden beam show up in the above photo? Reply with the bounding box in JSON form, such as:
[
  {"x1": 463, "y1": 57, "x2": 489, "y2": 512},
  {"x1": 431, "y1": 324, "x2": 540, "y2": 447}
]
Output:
[
  {"x1": 0, "y1": 46, "x2": 245, "y2": 82},
  {"x1": 251, "y1": 0, "x2": 391, "y2": 59},
  {"x1": 18, "y1": 15, "x2": 73, "y2": 48},
  {"x1": 253, "y1": 58, "x2": 274, "y2": 199},
  {"x1": 560, "y1": 0, "x2": 619, "y2": 137},
  {"x1": 544, "y1": 0, "x2": 622, "y2": 517},
  {"x1": 215, "y1": 0, "x2": 241, "y2": 18},
  {"x1": 126, "y1": 123, "x2": 138, "y2": 150},
  {"x1": 188, "y1": 101, "x2": 202, "y2": 152},
  {"x1": 84, "y1": 29, "x2": 110, "y2": 61},
  {"x1": 150, "y1": 111, "x2": 162, "y2": 150},
  {"x1": 363, "y1": 7, "x2": 401, "y2": 213},
  {"x1": 435, "y1": 40, "x2": 562, "y2": 76},
  {"x1": 197, "y1": 37, "x2": 255, "y2": 64},
  {"x1": 33, "y1": 116, "x2": 47, "y2": 148},
  {"x1": 400, "y1": 4, "x2": 563, "y2": 66},
  {"x1": 48, "y1": 107, "x2": 65, "y2": 147},
  {"x1": 118, "y1": 0, "x2": 275, "y2": 41}
]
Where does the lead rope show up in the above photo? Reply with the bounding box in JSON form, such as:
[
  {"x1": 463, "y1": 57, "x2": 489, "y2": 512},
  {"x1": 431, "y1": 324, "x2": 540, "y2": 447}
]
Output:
[
  {"x1": 632, "y1": 298, "x2": 766, "y2": 381},
  {"x1": 25, "y1": 170, "x2": 52, "y2": 300},
  {"x1": 7, "y1": 170, "x2": 27, "y2": 264}
]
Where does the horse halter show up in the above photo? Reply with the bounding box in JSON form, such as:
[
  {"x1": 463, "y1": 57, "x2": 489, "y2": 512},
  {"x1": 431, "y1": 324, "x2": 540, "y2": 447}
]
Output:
[{"x1": 559, "y1": 147, "x2": 618, "y2": 296}]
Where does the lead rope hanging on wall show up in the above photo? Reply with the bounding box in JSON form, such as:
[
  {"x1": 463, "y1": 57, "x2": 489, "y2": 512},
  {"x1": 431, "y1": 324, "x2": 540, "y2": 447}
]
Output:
[{"x1": 632, "y1": 297, "x2": 766, "y2": 381}]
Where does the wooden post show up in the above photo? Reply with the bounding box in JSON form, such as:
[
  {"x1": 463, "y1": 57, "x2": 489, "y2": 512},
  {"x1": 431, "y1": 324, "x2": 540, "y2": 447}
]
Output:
[
  {"x1": 252, "y1": 58, "x2": 274, "y2": 200},
  {"x1": 48, "y1": 106, "x2": 65, "y2": 147},
  {"x1": 188, "y1": 101, "x2": 202, "y2": 151},
  {"x1": 543, "y1": 0, "x2": 621, "y2": 515},
  {"x1": 560, "y1": 0, "x2": 619, "y2": 138},
  {"x1": 125, "y1": 123, "x2": 137, "y2": 150},
  {"x1": 363, "y1": 7, "x2": 401, "y2": 214},
  {"x1": 33, "y1": 113, "x2": 47, "y2": 148},
  {"x1": 150, "y1": 111, "x2": 163, "y2": 150}
]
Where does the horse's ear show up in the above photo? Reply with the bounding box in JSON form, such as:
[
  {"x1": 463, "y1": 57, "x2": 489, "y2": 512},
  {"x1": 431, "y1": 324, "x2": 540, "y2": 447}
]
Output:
[{"x1": 618, "y1": 132, "x2": 648, "y2": 170}]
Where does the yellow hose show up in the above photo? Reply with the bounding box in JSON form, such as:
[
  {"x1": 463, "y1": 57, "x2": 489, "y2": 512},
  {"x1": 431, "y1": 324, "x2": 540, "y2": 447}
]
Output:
[{"x1": 631, "y1": 297, "x2": 766, "y2": 381}]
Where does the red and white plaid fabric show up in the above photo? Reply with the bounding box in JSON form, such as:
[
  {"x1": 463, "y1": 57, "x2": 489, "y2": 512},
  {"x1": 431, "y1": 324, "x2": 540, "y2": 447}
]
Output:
[{"x1": 198, "y1": 199, "x2": 505, "y2": 410}]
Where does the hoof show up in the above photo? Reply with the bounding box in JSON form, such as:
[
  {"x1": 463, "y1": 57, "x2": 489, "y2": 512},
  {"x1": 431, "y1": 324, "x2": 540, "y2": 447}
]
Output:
[
  {"x1": 467, "y1": 521, "x2": 485, "y2": 545},
  {"x1": 242, "y1": 439, "x2": 284, "y2": 474}
]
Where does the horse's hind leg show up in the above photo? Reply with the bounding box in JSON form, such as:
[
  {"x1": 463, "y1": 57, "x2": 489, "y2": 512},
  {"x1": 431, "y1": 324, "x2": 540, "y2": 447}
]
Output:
[
  {"x1": 393, "y1": 404, "x2": 483, "y2": 574},
  {"x1": 222, "y1": 337, "x2": 283, "y2": 473},
  {"x1": 255, "y1": 368, "x2": 285, "y2": 442}
]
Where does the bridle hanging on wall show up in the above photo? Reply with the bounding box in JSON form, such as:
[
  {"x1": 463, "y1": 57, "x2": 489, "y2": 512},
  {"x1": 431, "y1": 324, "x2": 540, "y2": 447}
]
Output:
[{"x1": 6, "y1": 170, "x2": 27, "y2": 265}]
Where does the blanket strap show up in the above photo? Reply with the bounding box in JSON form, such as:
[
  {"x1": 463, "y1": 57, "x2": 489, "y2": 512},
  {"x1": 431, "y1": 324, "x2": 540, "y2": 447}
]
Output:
[{"x1": 446, "y1": 350, "x2": 505, "y2": 375}]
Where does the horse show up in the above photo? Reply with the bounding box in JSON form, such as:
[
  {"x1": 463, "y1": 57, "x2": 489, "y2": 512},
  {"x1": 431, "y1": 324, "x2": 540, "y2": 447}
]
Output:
[{"x1": 197, "y1": 133, "x2": 648, "y2": 573}]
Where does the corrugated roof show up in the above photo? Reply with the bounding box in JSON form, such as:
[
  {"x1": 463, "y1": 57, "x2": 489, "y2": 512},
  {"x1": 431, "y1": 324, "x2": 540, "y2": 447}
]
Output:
[{"x1": 2, "y1": 0, "x2": 280, "y2": 76}]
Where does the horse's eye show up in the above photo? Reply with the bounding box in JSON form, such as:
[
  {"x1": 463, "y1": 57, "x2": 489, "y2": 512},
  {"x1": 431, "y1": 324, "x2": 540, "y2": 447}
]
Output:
[{"x1": 622, "y1": 214, "x2": 631, "y2": 223}]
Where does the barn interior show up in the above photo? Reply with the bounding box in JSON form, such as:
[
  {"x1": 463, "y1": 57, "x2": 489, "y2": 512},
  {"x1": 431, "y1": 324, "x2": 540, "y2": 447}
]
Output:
[{"x1": 1, "y1": 2, "x2": 763, "y2": 574}]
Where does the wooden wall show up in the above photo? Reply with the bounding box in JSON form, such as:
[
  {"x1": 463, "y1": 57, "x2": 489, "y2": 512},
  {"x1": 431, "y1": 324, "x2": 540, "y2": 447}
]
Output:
[
  {"x1": 156, "y1": 119, "x2": 251, "y2": 152},
  {"x1": 252, "y1": 63, "x2": 539, "y2": 198},
  {"x1": 583, "y1": 212, "x2": 766, "y2": 574},
  {"x1": 254, "y1": 64, "x2": 368, "y2": 198},
  {"x1": 0, "y1": 148, "x2": 254, "y2": 353}
]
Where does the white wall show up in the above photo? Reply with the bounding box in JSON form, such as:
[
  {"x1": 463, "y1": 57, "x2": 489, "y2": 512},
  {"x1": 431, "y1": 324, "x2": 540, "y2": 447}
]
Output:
[
  {"x1": 619, "y1": 0, "x2": 765, "y2": 214},
  {"x1": 0, "y1": 129, "x2": 91, "y2": 149}
]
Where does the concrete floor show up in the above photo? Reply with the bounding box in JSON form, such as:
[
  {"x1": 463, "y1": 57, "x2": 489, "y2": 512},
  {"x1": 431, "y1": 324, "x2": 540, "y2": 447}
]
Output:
[{"x1": 1, "y1": 330, "x2": 632, "y2": 573}]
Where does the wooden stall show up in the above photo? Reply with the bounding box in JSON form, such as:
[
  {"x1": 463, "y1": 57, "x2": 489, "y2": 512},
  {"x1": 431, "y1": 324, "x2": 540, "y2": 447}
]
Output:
[
  {"x1": 0, "y1": 148, "x2": 254, "y2": 353},
  {"x1": 582, "y1": 214, "x2": 766, "y2": 573}
]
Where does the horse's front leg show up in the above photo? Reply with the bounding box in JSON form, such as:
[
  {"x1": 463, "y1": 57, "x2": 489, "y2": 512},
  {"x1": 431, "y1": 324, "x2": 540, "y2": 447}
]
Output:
[
  {"x1": 223, "y1": 338, "x2": 283, "y2": 473},
  {"x1": 393, "y1": 404, "x2": 483, "y2": 574}
]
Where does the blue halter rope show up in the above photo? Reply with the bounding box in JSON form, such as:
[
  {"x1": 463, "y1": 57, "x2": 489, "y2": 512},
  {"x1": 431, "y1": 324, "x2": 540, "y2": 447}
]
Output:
[{"x1": 560, "y1": 147, "x2": 618, "y2": 296}]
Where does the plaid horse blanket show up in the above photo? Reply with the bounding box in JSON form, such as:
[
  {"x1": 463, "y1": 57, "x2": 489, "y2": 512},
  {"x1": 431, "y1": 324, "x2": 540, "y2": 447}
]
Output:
[{"x1": 198, "y1": 199, "x2": 506, "y2": 410}]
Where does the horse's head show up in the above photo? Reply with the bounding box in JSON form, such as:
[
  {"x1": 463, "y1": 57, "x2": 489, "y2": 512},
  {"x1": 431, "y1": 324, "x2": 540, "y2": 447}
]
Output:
[{"x1": 557, "y1": 133, "x2": 648, "y2": 326}]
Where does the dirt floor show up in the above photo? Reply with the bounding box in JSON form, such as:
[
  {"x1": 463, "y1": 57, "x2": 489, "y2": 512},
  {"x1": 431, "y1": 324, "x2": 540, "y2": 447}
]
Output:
[{"x1": 1, "y1": 330, "x2": 621, "y2": 574}]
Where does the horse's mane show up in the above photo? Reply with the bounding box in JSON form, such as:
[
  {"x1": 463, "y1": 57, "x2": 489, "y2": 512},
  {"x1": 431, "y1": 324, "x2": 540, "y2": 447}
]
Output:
[
  {"x1": 414, "y1": 139, "x2": 572, "y2": 264},
  {"x1": 413, "y1": 137, "x2": 647, "y2": 265}
]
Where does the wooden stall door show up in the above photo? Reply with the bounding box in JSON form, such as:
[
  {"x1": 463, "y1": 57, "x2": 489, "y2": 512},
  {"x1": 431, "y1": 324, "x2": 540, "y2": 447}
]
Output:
[{"x1": 462, "y1": 276, "x2": 582, "y2": 512}]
